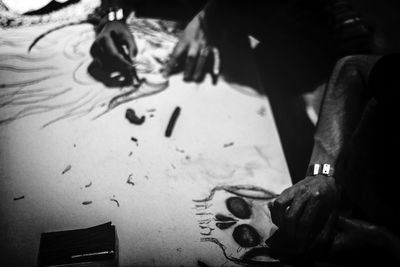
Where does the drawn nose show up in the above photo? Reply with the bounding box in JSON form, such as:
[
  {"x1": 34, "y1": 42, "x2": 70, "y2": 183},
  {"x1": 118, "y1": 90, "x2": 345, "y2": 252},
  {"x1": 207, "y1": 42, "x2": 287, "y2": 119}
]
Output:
[{"x1": 214, "y1": 214, "x2": 237, "y2": 230}]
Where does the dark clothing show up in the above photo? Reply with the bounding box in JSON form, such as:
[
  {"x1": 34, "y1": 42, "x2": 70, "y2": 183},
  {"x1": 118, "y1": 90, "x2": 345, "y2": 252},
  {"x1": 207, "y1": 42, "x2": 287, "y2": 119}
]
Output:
[{"x1": 331, "y1": 54, "x2": 400, "y2": 265}]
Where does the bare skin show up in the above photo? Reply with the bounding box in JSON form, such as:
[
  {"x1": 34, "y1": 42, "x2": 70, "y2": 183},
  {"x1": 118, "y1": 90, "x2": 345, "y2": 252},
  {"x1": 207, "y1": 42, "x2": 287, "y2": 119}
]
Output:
[{"x1": 268, "y1": 55, "x2": 400, "y2": 264}]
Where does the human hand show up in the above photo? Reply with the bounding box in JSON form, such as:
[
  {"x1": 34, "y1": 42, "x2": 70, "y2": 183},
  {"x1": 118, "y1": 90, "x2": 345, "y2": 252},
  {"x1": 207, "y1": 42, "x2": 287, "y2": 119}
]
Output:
[
  {"x1": 163, "y1": 11, "x2": 220, "y2": 83},
  {"x1": 90, "y1": 20, "x2": 137, "y2": 72},
  {"x1": 267, "y1": 175, "x2": 340, "y2": 257}
]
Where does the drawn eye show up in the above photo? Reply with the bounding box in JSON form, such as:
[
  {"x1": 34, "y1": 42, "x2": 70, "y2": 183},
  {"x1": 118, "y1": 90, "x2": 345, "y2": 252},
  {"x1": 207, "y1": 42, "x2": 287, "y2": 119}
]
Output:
[
  {"x1": 232, "y1": 224, "x2": 261, "y2": 248},
  {"x1": 226, "y1": 197, "x2": 251, "y2": 219}
]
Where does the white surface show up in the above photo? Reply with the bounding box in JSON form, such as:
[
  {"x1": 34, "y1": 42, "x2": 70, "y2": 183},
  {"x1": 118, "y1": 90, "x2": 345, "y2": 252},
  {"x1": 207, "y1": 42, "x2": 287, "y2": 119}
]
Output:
[{"x1": 0, "y1": 22, "x2": 291, "y2": 266}]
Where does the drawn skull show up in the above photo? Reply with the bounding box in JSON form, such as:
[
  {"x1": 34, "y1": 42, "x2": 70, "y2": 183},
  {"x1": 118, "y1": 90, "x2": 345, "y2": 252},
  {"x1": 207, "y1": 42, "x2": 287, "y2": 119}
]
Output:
[{"x1": 193, "y1": 185, "x2": 280, "y2": 264}]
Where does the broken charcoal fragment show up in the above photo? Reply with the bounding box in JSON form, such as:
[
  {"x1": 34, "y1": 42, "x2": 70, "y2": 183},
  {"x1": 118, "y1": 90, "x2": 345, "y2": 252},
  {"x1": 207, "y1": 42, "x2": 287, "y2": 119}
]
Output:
[
  {"x1": 13, "y1": 195, "x2": 25, "y2": 201},
  {"x1": 62, "y1": 165, "x2": 72, "y2": 174},
  {"x1": 223, "y1": 142, "x2": 234, "y2": 148},
  {"x1": 165, "y1": 107, "x2": 181, "y2": 137},
  {"x1": 125, "y1": 108, "x2": 145, "y2": 125}
]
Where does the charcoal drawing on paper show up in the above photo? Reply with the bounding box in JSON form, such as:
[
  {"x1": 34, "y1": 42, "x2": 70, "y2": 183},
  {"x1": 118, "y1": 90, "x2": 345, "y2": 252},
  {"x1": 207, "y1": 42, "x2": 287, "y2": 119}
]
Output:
[
  {"x1": 193, "y1": 185, "x2": 282, "y2": 265},
  {"x1": 0, "y1": 12, "x2": 177, "y2": 127}
]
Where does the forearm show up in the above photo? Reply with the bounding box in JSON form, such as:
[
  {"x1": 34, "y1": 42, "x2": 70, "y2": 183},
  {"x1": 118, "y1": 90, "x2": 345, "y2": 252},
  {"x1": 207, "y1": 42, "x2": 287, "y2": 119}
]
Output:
[{"x1": 309, "y1": 57, "x2": 372, "y2": 169}]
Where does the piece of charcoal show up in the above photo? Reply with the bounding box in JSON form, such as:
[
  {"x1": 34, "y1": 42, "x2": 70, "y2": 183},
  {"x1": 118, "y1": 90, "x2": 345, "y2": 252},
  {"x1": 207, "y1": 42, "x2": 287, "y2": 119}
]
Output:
[
  {"x1": 125, "y1": 108, "x2": 145, "y2": 125},
  {"x1": 165, "y1": 107, "x2": 181, "y2": 137}
]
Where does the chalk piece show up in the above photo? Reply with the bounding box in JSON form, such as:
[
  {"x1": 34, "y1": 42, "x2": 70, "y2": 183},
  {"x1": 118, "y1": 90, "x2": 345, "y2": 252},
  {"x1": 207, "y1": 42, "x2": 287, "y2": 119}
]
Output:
[
  {"x1": 62, "y1": 165, "x2": 71, "y2": 174},
  {"x1": 165, "y1": 107, "x2": 181, "y2": 138},
  {"x1": 125, "y1": 108, "x2": 145, "y2": 125}
]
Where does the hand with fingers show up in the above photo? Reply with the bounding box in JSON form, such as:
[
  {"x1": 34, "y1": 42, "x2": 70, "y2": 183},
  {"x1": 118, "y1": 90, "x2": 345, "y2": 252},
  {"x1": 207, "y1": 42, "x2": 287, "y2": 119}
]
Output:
[
  {"x1": 266, "y1": 175, "x2": 340, "y2": 260},
  {"x1": 163, "y1": 10, "x2": 220, "y2": 84},
  {"x1": 88, "y1": 20, "x2": 138, "y2": 87}
]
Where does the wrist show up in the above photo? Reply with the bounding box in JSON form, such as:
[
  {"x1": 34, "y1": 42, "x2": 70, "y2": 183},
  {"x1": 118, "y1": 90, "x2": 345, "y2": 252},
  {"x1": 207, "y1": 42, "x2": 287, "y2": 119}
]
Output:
[
  {"x1": 307, "y1": 163, "x2": 335, "y2": 177},
  {"x1": 96, "y1": 5, "x2": 128, "y2": 33}
]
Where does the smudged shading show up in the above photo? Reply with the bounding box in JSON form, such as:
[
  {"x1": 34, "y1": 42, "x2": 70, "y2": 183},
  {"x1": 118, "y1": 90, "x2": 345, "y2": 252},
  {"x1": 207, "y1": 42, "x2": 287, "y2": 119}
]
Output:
[
  {"x1": 125, "y1": 108, "x2": 145, "y2": 125},
  {"x1": 257, "y1": 106, "x2": 266, "y2": 116},
  {"x1": 226, "y1": 197, "x2": 252, "y2": 219},
  {"x1": 175, "y1": 147, "x2": 185, "y2": 153},
  {"x1": 62, "y1": 165, "x2": 72, "y2": 174},
  {"x1": 232, "y1": 224, "x2": 261, "y2": 248}
]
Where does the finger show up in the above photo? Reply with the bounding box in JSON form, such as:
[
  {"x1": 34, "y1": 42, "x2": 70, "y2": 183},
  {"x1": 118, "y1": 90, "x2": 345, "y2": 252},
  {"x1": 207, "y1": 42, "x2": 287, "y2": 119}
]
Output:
[
  {"x1": 99, "y1": 36, "x2": 133, "y2": 71},
  {"x1": 284, "y1": 193, "x2": 309, "y2": 245},
  {"x1": 184, "y1": 43, "x2": 200, "y2": 81},
  {"x1": 163, "y1": 41, "x2": 187, "y2": 77},
  {"x1": 297, "y1": 191, "x2": 325, "y2": 243},
  {"x1": 270, "y1": 187, "x2": 296, "y2": 227},
  {"x1": 112, "y1": 31, "x2": 138, "y2": 60},
  {"x1": 193, "y1": 47, "x2": 210, "y2": 82}
]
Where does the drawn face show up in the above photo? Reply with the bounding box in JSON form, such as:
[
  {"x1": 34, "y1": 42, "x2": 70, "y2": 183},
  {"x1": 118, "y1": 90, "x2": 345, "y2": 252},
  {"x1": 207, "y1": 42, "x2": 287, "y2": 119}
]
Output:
[{"x1": 193, "y1": 185, "x2": 280, "y2": 264}]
